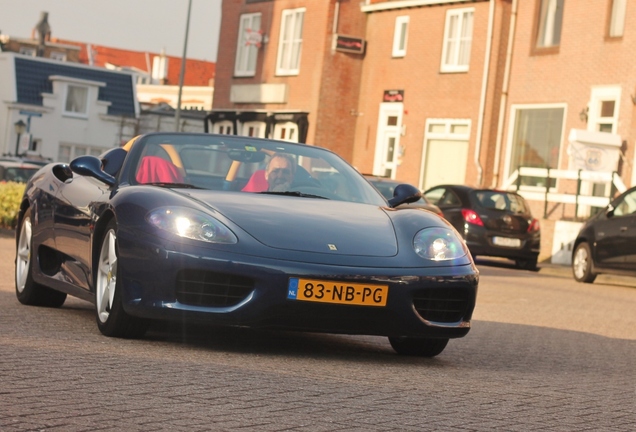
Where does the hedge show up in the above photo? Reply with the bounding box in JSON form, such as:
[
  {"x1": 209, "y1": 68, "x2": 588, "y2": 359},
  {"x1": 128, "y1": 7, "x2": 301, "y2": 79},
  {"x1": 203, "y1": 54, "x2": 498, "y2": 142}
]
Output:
[{"x1": 0, "y1": 182, "x2": 25, "y2": 229}]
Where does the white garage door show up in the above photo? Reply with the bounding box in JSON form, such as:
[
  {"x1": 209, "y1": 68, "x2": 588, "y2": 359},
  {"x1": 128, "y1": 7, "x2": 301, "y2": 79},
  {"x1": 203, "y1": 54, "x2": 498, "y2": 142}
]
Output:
[{"x1": 422, "y1": 139, "x2": 468, "y2": 190}]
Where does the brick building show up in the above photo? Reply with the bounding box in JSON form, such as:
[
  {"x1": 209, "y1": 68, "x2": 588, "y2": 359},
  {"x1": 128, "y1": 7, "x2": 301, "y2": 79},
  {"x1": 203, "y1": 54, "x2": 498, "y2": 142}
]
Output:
[{"x1": 203, "y1": 0, "x2": 636, "y2": 260}]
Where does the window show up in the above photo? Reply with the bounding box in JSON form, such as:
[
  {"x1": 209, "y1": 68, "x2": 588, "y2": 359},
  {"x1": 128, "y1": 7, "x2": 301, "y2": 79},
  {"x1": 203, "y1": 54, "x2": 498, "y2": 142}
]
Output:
[
  {"x1": 441, "y1": 8, "x2": 474, "y2": 72},
  {"x1": 392, "y1": 16, "x2": 409, "y2": 58},
  {"x1": 589, "y1": 86, "x2": 620, "y2": 133},
  {"x1": 64, "y1": 85, "x2": 89, "y2": 116},
  {"x1": 609, "y1": 0, "x2": 627, "y2": 37},
  {"x1": 19, "y1": 47, "x2": 36, "y2": 56},
  {"x1": 235, "y1": 13, "x2": 262, "y2": 77},
  {"x1": 240, "y1": 121, "x2": 266, "y2": 138},
  {"x1": 507, "y1": 106, "x2": 565, "y2": 187},
  {"x1": 274, "y1": 122, "x2": 298, "y2": 142},
  {"x1": 613, "y1": 190, "x2": 636, "y2": 217},
  {"x1": 50, "y1": 51, "x2": 67, "y2": 61},
  {"x1": 213, "y1": 121, "x2": 234, "y2": 135},
  {"x1": 57, "y1": 144, "x2": 102, "y2": 163},
  {"x1": 276, "y1": 8, "x2": 305, "y2": 76},
  {"x1": 536, "y1": 0, "x2": 564, "y2": 48}
]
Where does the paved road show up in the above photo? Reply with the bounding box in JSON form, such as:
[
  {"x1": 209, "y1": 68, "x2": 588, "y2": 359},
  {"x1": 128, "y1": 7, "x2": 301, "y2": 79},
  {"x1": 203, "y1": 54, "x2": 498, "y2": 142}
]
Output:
[{"x1": 0, "y1": 232, "x2": 635, "y2": 431}]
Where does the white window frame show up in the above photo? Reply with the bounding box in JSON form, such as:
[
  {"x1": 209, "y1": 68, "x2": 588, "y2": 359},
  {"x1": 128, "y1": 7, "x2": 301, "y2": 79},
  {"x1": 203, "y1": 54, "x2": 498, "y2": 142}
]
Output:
[
  {"x1": 213, "y1": 121, "x2": 234, "y2": 135},
  {"x1": 419, "y1": 119, "x2": 471, "y2": 189},
  {"x1": 19, "y1": 47, "x2": 36, "y2": 56},
  {"x1": 392, "y1": 16, "x2": 409, "y2": 58},
  {"x1": 503, "y1": 103, "x2": 566, "y2": 191},
  {"x1": 276, "y1": 8, "x2": 305, "y2": 76},
  {"x1": 240, "y1": 121, "x2": 266, "y2": 138},
  {"x1": 64, "y1": 84, "x2": 90, "y2": 118},
  {"x1": 440, "y1": 8, "x2": 474, "y2": 73},
  {"x1": 235, "y1": 13, "x2": 262, "y2": 77},
  {"x1": 609, "y1": 0, "x2": 627, "y2": 37},
  {"x1": 588, "y1": 86, "x2": 621, "y2": 134},
  {"x1": 536, "y1": 0, "x2": 564, "y2": 48},
  {"x1": 50, "y1": 51, "x2": 67, "y2": 61},
  {"x1": 273, "y1": 122, "x2": 299, "y2": 142},
  {"x1": 57, "y1": 144, "x2": 103, "y2": 163}
]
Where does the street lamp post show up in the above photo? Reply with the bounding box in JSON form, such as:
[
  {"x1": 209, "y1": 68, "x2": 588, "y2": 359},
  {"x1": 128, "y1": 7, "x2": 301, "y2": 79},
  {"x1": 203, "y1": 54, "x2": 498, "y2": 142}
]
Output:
[
  {"x1": 175, "y1": 0, "x2": 192, "y2": 132},
  {"x1": 14, "y1": 119, "x2": 27, "y2": 156}
]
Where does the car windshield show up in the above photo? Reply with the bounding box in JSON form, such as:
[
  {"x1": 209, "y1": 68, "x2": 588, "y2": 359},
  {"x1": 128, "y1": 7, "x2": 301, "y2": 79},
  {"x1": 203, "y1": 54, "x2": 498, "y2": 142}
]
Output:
[
  {"x1": 473, "y1": 190, "x2": 530, "y2": 213},
  {"x1": 128, "y1": 134, "x2": 387, "y2": 206},
  {"x1": 2, "y1": 167, "x2": 39, "y2": 183}
]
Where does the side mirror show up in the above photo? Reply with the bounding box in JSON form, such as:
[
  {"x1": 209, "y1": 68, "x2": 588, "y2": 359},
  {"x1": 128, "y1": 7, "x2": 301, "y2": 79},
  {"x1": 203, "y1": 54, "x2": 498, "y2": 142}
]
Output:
[
  {"x1": 388, "y1": 183, "x2": 422, "y2": 208},
  {"x1": 70, "y1": 155, "x2": 116, "y2": 186},
  {"x1": 606, "y1": 205, "x2": 615, "y2": 218},
  {"x1": 51, "y1": 164, "x2": 73, "y2": 183}
]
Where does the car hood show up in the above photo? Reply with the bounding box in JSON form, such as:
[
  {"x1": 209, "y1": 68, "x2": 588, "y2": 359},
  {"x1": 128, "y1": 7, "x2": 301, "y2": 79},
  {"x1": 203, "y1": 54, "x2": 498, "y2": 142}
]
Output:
[{"x1": 183, "y1": 191, "x2": 398, "y2": 257}]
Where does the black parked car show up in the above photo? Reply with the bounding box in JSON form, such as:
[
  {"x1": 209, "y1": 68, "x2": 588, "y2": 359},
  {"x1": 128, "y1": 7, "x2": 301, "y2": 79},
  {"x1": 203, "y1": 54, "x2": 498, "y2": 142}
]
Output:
[
  {"x1": 571, "y1": 185, "x2": 636, "y2": 283},
  {"x1": 423, "y1": 185, "x2": 541, "y2": 269}
]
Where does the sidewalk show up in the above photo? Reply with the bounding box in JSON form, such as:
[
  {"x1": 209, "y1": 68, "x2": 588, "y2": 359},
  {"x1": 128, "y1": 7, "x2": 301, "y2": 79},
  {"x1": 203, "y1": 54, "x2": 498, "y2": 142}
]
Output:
[{"x1": 537, "y1": 261, "x2": 636, "y2": 288}]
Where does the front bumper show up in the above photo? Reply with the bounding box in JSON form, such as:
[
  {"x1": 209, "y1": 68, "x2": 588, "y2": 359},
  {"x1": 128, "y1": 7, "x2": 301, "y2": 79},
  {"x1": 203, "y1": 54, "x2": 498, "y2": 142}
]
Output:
[{"x1": 116, "y1": 233, "x2": 479, "y2": 339}]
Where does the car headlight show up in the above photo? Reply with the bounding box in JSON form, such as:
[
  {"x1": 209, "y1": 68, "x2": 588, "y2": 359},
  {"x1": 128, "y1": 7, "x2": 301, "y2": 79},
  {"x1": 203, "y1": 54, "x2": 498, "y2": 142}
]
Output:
[
  {"x1": 147, "y1": 207, "x2": 237, "y2": 244},
  {"x1": 413, "y1": 227, "x2": 467, "y2": 261}
]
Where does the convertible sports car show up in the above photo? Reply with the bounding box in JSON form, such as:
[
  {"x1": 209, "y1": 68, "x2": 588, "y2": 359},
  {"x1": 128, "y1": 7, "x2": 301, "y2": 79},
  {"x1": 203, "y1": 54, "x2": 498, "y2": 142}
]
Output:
[{"x1": 15, "y1": 133, "x2": 478, "y2": 357}]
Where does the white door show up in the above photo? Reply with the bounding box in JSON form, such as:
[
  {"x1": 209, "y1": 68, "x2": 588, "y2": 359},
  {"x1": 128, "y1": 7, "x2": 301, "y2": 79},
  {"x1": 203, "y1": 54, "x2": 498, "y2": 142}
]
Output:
[
  {"x1": 373, "y1": 103, "x2": 403, "y2": 178},
  {"x1": 422, "y1": 139, "x2": 468, "y2": 190}
]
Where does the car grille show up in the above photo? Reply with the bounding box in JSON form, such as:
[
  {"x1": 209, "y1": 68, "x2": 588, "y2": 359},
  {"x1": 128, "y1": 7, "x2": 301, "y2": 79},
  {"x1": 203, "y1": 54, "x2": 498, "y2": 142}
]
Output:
[
  {"x1": 176, "y1": 270, "x2": 254, "y2": 307},
  {"x1": 412, "y1": 287, "x2": 472, "y2": 323}
]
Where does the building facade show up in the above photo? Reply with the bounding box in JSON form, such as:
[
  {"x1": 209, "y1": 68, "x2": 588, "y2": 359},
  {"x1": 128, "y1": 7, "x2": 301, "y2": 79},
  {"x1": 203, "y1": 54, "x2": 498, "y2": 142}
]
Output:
[{"x1": 0, "y1": 53, "x2": 138, "y2": 162}]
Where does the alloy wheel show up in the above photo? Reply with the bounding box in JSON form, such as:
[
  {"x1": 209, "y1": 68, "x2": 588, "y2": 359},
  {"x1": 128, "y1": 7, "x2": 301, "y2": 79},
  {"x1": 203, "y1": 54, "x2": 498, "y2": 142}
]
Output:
[{"x1": 96, "y1": 229, "x2": 117, "y2": 324}]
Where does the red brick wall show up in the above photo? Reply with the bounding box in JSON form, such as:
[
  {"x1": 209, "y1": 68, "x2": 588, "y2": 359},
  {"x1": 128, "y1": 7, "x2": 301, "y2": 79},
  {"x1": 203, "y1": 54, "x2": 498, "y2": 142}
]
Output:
[{"x1": 351, "y1": 1, "x2": 499, "y2": 187}]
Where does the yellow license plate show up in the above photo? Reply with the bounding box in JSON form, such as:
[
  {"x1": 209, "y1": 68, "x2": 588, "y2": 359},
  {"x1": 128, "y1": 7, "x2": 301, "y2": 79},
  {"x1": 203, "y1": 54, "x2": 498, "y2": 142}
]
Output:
[{"x1": 287, "y1": 278, "x2": 388, "y2": 307}]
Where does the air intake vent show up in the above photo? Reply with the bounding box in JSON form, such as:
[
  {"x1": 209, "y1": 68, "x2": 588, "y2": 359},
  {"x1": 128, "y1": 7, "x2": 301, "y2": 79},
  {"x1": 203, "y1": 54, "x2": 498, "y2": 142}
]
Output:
[
  {"x1": 176, "y1": 270, "x2": 254, "y2": 307},
  {"x1": 412, "y1": 287, "x2": 472, "y2": 323}
]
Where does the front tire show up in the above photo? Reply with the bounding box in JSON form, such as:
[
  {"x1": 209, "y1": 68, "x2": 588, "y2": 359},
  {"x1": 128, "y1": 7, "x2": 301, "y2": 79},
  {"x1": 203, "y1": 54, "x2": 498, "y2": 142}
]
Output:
[
  {"x1": 572, "y1": 242, "x2": 596, "y2": 283},
  {"x1": 95, "y1": 220, "x2": 149, "y2": 338},
  {"x1": 15, "y1": 208, "x2": 67, "y2": 307},
  {"x1": 389, "y1": 337, "x2": 449, "y2": 357}
]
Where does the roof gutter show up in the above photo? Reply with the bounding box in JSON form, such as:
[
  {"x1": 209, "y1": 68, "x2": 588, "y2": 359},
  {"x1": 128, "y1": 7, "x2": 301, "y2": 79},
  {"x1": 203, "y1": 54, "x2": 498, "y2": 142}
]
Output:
[
  {"x1": 361, "y1": 0, "x2": 482, "y2": 13},
  {"x1": 474, "y1": 0, "x2": 495, "y2": 187}
]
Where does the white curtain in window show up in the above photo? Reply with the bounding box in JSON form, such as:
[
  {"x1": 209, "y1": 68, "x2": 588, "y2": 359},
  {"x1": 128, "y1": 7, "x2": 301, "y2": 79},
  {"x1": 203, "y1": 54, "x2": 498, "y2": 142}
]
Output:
[
  {"x1": 442, "y1": 9, "x2": 473, "y2": 72},
  {"x1": 65, "y1": 86, "x2": 88, "y2": 114},
  {"x1": 235, "y1": 13, "x2": 261, "y2": 76},
  {"x1": 276, "y1": 8, "x2": 305, "y2": 75}
]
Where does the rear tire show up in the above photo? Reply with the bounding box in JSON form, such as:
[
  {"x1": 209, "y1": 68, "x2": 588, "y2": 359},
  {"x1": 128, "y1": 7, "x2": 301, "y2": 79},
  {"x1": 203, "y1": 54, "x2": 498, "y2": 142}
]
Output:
[
  {"x1": 572, "y1": 242, "x2": 596, "y2": 283},
  {"x1": 15, "y1": 208, "x2": 67, "y2": 308},
  {"x1": 388, "y1": 337, "x2": 449, "y2": 357},
  {"x1": 515, "y1": 257, "x2": 538, "y2": 271},
  {"x1": 95, "y1": 220, "x2": 149, "y2": 338}
]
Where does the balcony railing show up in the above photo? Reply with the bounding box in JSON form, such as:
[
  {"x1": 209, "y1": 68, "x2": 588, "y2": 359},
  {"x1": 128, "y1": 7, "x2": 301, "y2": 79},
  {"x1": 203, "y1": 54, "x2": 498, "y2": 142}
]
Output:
[{"x1": 501, "y1": 167, "x2": 627, "y2": 219}]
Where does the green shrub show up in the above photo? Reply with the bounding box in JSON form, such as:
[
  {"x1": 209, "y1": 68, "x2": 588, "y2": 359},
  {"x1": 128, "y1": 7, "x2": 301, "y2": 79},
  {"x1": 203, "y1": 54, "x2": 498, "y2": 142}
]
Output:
[{"x1": 0, "y1": 182, "x2": 25, "y2": 229}]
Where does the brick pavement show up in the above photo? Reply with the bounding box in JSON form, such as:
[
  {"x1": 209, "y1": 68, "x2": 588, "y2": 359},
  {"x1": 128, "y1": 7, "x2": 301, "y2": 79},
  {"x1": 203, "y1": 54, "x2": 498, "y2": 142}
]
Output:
[{"x1": 0, "y1": 233, "x2": 635, "y2": 431}]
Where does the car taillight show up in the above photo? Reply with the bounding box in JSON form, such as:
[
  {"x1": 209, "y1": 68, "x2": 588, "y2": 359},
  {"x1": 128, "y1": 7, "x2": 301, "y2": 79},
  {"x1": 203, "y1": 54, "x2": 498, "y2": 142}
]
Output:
[
  {"x1": 461, "y1": 209, "x2": 484, "y2": 226},
  {"x1": 527, "y1": 218, "x2": 540, "y2": 233}
]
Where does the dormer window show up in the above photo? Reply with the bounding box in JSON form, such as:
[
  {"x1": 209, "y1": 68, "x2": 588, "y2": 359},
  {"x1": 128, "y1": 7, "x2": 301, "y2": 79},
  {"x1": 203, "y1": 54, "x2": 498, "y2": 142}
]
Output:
[{"x1": 65, "y1": 85, "x2": 89, "y2": 116}]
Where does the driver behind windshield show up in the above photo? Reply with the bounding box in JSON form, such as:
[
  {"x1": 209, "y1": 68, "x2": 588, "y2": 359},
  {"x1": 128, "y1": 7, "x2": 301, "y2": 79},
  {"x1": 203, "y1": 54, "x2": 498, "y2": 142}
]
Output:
[{"x1": 265, "y1": 153, "x2": 296, "y2": 192}]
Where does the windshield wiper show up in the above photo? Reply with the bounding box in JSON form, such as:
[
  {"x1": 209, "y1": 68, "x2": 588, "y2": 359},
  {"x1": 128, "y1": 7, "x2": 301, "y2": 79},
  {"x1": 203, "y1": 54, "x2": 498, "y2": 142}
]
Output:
[
  {"x1": 144, "y1": 182, "x2": 204, "y2": 189},
  {"x1": 259, "y1": 191, "x2": 329, "y2": 199}
]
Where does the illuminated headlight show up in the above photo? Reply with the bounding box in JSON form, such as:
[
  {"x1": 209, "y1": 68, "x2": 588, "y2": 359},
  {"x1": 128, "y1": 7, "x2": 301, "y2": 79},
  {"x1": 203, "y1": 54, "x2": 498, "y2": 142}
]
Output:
[
  {"x1": 413, "y1": 227, "x2": 467, "y2": 261},
  {"x1": 147, "y1": 207, "x2": 237, "y2": 244}
]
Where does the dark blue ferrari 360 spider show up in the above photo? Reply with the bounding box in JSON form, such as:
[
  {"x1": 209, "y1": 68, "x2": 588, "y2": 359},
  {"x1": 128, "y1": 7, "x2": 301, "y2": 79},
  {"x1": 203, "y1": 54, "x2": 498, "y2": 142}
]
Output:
[{"x1": 15, "y1": 133, "x2": 478, "y2": 357}]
